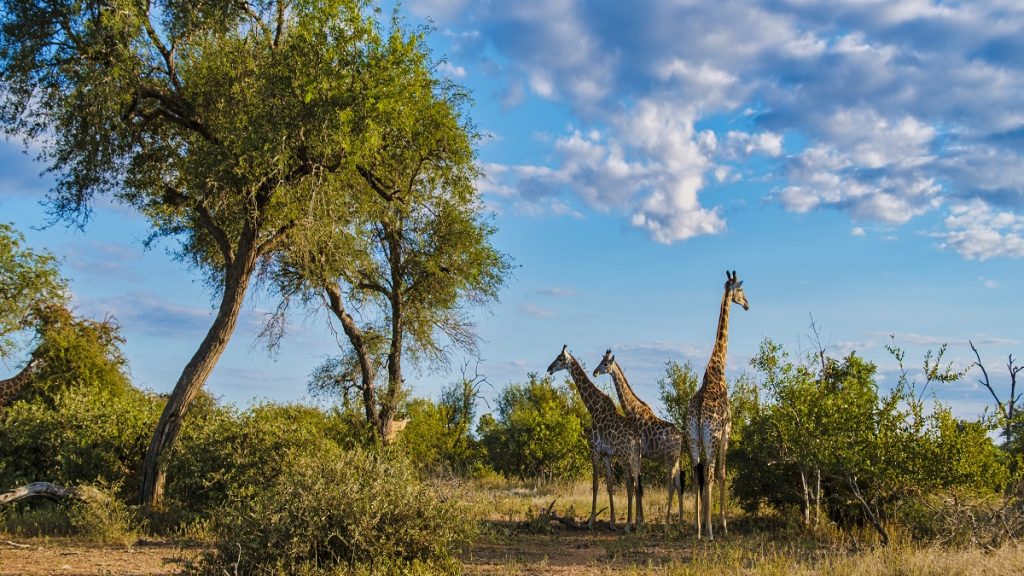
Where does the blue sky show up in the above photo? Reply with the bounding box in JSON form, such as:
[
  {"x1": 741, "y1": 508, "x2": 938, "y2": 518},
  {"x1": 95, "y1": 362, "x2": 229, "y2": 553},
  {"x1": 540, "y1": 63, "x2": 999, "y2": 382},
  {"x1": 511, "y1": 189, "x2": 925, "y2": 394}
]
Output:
[{"x1": 2, "y1": 0, "x2": 1023, "y2": 422}]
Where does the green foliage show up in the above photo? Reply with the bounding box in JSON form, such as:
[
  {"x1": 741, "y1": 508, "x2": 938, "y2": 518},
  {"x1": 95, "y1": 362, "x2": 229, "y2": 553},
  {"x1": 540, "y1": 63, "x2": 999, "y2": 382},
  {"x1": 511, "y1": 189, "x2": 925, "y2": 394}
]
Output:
[
  {"x1": 478, "y1": 374, "x2": 591, "y2": 482},
  {"x1": 20, "y1": 306, "x2": 134, "y2": 404},
  {"x1": 658, "y1": 360, "x2": 699, "y2": 430},
  {"x1": 66, "y1": 483, "x2": 143, "y2": 545},
  {"x1": 191, "y1": 446, "x2": 473, "y2": 576},
  {"x1": 0, "y1": 385, "x2": 162, "y2": 503},
  {"x1": 399, "y1": 391, "x2": 488, "y2": 477},
  {"x1": 0, "y1": 223, "x2": 66, "y2": 359},
  {"x1": 165, "y1": 399, "x2": 353, "y2": 521},
  {"x1": 733, "y1": 337, "x2": 1010, "y2": 536}
]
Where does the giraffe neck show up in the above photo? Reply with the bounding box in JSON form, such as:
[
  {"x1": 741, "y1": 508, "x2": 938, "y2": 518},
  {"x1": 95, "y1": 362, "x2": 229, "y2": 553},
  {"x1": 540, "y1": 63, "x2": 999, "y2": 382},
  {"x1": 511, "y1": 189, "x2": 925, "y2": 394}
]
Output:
[
  {"x1": 608, "y1": 363, "x2": 656, "y2": 422},
  {"x1": 0, "y1": 356, "x2": 41, "y2": 408},
  {"x1": 566, "y1": 355, "x2": 617, "y2": 418},
  {"x1": 704, "y1": 289, "x2": 731, "y2": 391}
]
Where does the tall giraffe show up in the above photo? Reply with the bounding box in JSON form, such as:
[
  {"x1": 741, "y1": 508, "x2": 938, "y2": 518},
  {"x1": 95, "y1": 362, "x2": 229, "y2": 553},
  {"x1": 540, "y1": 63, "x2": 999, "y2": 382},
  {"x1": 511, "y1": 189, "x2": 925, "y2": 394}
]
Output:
[
  {"x1": 593, "y1": 350, "x2": 685, "y2": 527},
  {"x1": 0, "y1": 355, "x2": 43, "y2": 409},
  {"x1": 688, "y1": 270, "x2": 749, "y2": 540},
  {"x1": 547, "y1": 345, "x2": 644, "y2": 531}
]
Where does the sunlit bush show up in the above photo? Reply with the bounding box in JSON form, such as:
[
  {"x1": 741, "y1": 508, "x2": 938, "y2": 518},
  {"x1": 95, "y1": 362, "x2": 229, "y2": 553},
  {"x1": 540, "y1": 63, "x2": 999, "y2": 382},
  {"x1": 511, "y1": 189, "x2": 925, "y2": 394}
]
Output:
[{"x1": 191, "y1": 446, "x2": 474, "y2": 575}]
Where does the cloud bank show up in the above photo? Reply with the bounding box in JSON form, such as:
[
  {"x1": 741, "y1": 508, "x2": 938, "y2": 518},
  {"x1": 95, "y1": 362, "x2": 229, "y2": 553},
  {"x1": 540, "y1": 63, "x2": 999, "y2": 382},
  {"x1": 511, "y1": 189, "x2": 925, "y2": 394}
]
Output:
[{"x1": 417, "y1": 0, "x2": 1024, "y2": 259}]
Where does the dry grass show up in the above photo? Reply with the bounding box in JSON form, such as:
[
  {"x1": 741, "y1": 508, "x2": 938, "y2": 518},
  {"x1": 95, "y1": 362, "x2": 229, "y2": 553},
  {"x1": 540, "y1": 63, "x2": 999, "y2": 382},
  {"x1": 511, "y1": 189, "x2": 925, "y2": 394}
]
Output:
[{"x1": 461, "y1": 478, "x2": 1024, "y2": 575}]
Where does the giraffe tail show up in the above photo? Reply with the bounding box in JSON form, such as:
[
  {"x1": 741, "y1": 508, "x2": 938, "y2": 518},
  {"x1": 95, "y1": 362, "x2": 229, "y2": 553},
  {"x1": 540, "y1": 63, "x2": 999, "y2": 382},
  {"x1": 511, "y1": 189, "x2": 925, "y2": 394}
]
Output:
[{"x1": 694, "y1": 461, "x2": 706, "y2": 494}]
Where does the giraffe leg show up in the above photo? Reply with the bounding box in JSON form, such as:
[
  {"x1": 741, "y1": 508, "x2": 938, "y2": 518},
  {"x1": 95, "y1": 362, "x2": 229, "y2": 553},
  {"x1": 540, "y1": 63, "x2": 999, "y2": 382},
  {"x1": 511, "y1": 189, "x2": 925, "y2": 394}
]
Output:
[
  {"x1": 636, "y1": 468, "x2": 644, "y2": 529},
  {"x1": 663, "y1": 459, "x2": 671, "y2": 528},
  {"x1": 677, "y1": 464, "x2": 685, "y2": 528},
  {"x1": 589, "y1": 455, "x2": 600, "y2": 529},
  {"x1": 624, "y1": 466, "x2": 634, "y2": 533},
  {"x1": 604, "y1": 456, "x2": 617, "y2": 531},
  {"x1": 717, "y1": 434, "x2": 730, "y2": 536},
  {"x1": 702, "y1": 427, "x2": 716, "y2": 540},
  {"x1": 687, "y1": 414, "x2": 703, "y2": 538}
]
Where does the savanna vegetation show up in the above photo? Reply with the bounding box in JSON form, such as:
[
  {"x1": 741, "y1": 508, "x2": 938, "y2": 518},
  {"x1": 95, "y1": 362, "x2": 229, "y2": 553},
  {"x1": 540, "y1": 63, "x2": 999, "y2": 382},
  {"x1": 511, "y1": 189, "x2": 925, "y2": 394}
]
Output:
[{"x1": 1, "y1": 1, "x2": 1022, "y2": 575}]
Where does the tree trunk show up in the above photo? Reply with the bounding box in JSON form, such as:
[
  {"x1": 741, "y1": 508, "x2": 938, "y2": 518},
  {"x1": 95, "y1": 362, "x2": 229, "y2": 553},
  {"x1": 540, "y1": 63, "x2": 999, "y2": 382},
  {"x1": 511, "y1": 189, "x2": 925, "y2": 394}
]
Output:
[
  {"x1": 813, "y1": 468, "x2": 822, "y2": 527},
  {"x1": 324, "y1": 283, "x2": 380, "y2": 433},
  {"x1": 140, "y1": 236, "x2": 258, "y2": 510},
  {"x1": 799, "y1": 467, "x2": 811, "y2": 528},
  {"x1": 379, "y1": 220, "x2": 403, "y2": 444}
]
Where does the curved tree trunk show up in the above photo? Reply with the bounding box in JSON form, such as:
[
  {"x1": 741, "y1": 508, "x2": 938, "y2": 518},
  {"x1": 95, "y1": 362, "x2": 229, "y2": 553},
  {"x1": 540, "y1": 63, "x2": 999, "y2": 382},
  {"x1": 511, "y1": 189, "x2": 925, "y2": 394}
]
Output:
[
  {"x1": 140, "y1": 236, "x2": 259, "y2": 510},
  {"x1": 324, "y1": 283, "x2": 380, "y2": 434}
]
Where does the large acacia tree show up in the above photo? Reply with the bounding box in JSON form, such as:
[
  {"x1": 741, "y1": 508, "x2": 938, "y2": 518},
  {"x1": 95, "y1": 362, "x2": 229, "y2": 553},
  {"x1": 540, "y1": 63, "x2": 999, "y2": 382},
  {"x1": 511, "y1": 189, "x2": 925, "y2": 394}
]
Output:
[
  {"x1": 267, "y1": 27, "x2": 512, "y2": 441},
  {"x1": 0, "y1": 0, "x2": 468, "y2": 507}
]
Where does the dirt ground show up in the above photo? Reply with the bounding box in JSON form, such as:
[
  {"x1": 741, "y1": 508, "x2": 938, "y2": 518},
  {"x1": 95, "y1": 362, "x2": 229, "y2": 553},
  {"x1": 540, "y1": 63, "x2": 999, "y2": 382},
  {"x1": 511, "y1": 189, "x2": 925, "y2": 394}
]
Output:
[
  {"x1": 0, "y1": 527, "x2": 687, "y2": 576},
  {"x1": 3, "y1": 526, "x2": 1023, "y2": 576},
  {"x1": 0, "y1": 538, "x2": 195, "y2": 576}
]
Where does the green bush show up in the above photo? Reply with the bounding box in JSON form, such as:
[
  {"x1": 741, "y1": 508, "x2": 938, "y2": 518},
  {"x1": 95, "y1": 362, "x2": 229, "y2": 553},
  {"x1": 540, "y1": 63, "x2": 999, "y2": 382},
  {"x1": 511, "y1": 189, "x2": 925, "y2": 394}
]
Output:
[
  {"x1": 478, "y1": 374, "x2": 590, "y2": 482},
  {"x1": 0, "y1": 385, "x2": 161, "y2": 503},
  {"x1": 398, "y1": 378, "x2": 489, "y2": 477},
  {"x1": 0, "y1": 483, "x2": 141, "y2": 544},
  {"x1": 191, "y1": 446, "x2": 474, "y2": 575},
  {"x1": 165, "y1": 399, "x2": 351, "y2": 521}
]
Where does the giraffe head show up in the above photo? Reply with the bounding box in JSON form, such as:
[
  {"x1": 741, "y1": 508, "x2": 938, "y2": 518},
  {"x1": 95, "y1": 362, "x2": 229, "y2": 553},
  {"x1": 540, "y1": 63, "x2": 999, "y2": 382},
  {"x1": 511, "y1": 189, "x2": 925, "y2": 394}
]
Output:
[
  {"x1": 546, "y1": 344, "x2": 573, "y2": 375},
  {"x1": 725, "y1": 270, "x2": 749, "y2": 310},
  {"x1": 592, "y1": 349, "x2": 617, "y2": 378}
]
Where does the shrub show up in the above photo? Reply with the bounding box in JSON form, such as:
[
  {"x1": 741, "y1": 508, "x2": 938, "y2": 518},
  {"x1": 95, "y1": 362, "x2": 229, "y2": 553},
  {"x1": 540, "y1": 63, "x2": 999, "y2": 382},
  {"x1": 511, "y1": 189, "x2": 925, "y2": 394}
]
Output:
[
  {"x1": 191, "y1": 446, "x2": 474, "y2": 575},
  {"x1": 0, "y1": 483, "x2": 141, "y2": 544},
  {"x1": 165, "y1": 399, "x2": 350, "y2": 521},
  {"x1": 478, "y1": 374, "x2": 590, "y2": 482},
  {"x1": 0, "y1": 385, "x2": 161, "y2": 503}
]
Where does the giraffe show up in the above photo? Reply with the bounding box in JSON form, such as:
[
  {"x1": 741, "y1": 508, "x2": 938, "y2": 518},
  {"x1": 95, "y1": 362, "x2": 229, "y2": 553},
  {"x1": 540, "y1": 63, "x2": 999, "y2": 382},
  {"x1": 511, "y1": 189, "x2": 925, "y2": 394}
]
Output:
[
  {"x1": 593, "y1": 350, "x2": 685, "y2": 527},
  {"x1": 0, "y1": 355, "x2": 43, "y2": 409},
  {"x1": 688, "y1": 270, "x2": 749, "y2": 540},
  {"x1": 547, "y1": 345, "x2": 644, "y2": 531}
]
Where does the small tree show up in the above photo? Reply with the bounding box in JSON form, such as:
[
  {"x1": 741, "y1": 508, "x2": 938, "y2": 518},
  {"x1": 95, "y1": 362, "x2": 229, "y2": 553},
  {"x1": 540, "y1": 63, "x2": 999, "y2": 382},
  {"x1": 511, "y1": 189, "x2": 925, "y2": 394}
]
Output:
[
  {"x1": 657, "y1": 360, "x2": 699, "y2": 431},
  {"x1": 478, "y1": 374, "x2": 590, "y2": 482},
  {"x1": 263, "y1": 25, "x2": 512, "y2": 440}
]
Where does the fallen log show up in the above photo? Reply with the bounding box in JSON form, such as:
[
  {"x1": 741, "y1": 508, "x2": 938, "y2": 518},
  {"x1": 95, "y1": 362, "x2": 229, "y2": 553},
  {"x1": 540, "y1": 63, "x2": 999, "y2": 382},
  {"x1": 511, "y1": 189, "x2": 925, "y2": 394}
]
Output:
[{"x1": 0, "y1": 482, "x2": 107, "y2": 506}]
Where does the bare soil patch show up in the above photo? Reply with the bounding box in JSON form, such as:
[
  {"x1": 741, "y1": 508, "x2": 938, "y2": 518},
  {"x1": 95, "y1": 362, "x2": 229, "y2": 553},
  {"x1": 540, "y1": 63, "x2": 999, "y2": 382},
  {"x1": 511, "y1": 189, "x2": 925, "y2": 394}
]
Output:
[{"x1": 0, "y1": 538, "x2": 193, "y2": 576}]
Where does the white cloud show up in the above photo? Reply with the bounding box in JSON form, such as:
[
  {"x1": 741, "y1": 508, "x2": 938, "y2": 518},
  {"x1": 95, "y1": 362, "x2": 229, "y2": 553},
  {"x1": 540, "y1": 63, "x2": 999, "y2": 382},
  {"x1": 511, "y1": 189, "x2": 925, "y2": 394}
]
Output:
[
  {"x1": 482, "y1": 100, "x2": 727, "y2": 243},
  {"x1": 437, "y1": 61, "x2": 466, "y2": 79},
  {"x1": 851, "y1": 226, "x2": 866, "y2": 237},
  {"x1": 978, "y1": 276, "x2": 999, "y2": 289},
  {"x1": 519, "y1": 303, "x2": 554, "y2": 319},
  {"x1": 725, "y1": 131, "x2": 784, "y2": 158},
  {"x1": 937, "y1": 199, "x2": 1024, "y2": 260},
  {"x1": 442, "y1": 0, "x2": 1024, "y2": 257}
]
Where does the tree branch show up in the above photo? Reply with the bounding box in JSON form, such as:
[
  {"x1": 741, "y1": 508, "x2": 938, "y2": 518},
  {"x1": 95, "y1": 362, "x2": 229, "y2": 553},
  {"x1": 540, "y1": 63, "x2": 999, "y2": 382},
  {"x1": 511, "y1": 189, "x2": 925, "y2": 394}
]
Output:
[
  {"x1": 162, "y1": 185, "x2": 233, "y2": 266},
  {"x1": 136, "y1": 86, "x2": 220, "y2": 145},
  {"x1": 970, "y1": 340, "x2": 1006, "y2": 418},
  {"x1": 258, "y1": 220, "x2": 296, "y2": 255},
  {"x1": 357, "y1": 165, "x2": 398, "y2": 202},
  {"x1": 141, "y1": 9, "x2": 181, "y2": 91}
]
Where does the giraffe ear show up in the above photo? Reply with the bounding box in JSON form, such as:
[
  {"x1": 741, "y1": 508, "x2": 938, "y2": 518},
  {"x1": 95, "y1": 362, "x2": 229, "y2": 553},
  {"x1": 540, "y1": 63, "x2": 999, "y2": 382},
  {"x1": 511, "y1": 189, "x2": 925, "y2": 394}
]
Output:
[{"x1": 735, "y1": 281, "x2": 743, "y2": 289}]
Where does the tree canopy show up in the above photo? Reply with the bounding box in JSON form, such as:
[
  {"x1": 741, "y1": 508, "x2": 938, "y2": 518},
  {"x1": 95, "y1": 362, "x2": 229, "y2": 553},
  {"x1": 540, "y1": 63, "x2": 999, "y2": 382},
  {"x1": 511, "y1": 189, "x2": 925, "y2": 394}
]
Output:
[{"x1": 0, "y1": 0, "x2": 499, "y2": 506}]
